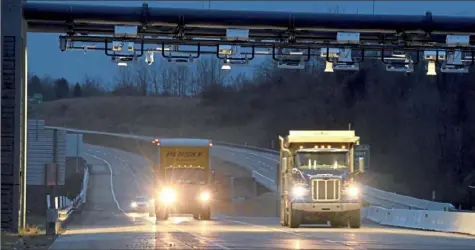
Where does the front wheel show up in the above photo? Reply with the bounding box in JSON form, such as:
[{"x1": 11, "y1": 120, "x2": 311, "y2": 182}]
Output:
[
  {"x1": 199, "y1": 207, "x2": 211, "y2": 220},
  {"x1": 330, "y1": 217, "x2": 347, "y2": 228},
  {"x1": 156, "y1": 207, "x2": 168, "y2": 221},
  {"x1": 288, "y1": 207, "x2": 301, "y2": 228},
  {"x1": 349, "y1": 210, "x2": 361, "y2": 228}
]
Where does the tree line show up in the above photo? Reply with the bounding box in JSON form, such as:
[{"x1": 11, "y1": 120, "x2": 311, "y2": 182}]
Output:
[{"x1": 27, "y1": 55, "x2": 237, "y2": 100}]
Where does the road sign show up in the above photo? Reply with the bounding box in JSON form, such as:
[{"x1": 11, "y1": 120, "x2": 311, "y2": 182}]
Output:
[{"x1": 28, "y1": 93, "x2": 42, "y2": 104}]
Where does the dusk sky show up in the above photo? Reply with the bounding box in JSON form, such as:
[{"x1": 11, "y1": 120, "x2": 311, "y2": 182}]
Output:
[{"x1": 27, "y1": 1, "x2": 475, "y2": 84}]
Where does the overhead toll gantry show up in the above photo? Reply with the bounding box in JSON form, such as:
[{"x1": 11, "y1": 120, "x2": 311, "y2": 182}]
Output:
[
  {"x1": 22, "y1": 2, "x2": 475, "y2": 73},
  {"x1": 3, "y1": 0, "x2": 475, "y2": 234}
]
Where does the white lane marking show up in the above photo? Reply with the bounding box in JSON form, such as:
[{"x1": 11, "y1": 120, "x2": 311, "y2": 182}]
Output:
[
  {"x1": 253, "y1": 171, "x2": 275, "y2": 183},
  {"x1": 222, "y1": 218, "x2": 367, "y2": 250},
  {"x1": 85, "y1": 153, "x2": 127, "y2": 215}
]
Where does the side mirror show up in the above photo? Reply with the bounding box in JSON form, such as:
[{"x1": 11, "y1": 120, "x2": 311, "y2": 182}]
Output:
[{"x1": 358, "y1": 157, "x2": 365, "y2": 173}]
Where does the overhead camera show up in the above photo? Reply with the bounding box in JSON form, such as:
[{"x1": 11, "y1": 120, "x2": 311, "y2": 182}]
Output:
[
  {"x1": 112, "y1": 41, "x2": 123, "y2": 52},
  {"x1": 320, "y1": 48, "x2": 340, "y2": 58},
  {"x1": 167, "y1": 57, "x2": 194, "y2": 64},
  {"x1": 277, "y1": 60, "x2": 305, "y2": 70},
  {"x1": 440, "y1": 64, "x2": 469, "y2": 74},
  {"x1": 384, "y1": 52, "x2": 414, "y2": 73},
  {"x1": 386, "y1": 64, "x2": 414, "y2": 73},
  {"x1": 223, "y1": 57, "x2": 249, "y2": 66},
  {"x1": 145, "y1": 51, "x2": 154, "y2": 65},
  {"x1": 333, "y1": 63, "x2": 359, "y2": 71},
  {"x1": 323, "y1": 48, "x2": 359, "y2": 72},
  {"x1": 127, "y1": 42, "x2": 135, "y2": 52},
  {"x1": 116, "y1": 56, "x2": 134, "y2": 67},
  {"x1": 424, "y1": 50, "x2": 446, "y2": 61},
  {"x1": 218, "y1": 45, "x2": 234, "y2": 55}
]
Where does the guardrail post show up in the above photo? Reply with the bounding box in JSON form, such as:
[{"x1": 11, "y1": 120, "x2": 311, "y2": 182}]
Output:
[
  {"x1": 46, "y1": 208, "x2": 59, "y2": 235},
  {"x1": 275, "y1": 164, "x2": 280, "y2": 217}
]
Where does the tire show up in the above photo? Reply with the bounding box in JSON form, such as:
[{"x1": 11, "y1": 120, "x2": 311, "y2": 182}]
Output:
[
  {"x1": 288, "y1": 207, "x2": 301, "y2": 228},
  {"x1": 193, "y1": 213, "x2": 199, "y2": 220},
  {"x1": 199, "y1": 207, "x2": 211, "y2": 220},
  {"x1": 156, "y1": 207, "x2": 168, "y2": 221},
  {"x1": 349, "y1": 210, "x2": 361, "y2": 228},
  {"x1": 331, "y1": 217, "x2": 347, "y2": 228}
]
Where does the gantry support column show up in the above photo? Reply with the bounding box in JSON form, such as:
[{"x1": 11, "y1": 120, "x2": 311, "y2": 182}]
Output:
[{"x1": 1, "y1": 0, "x2": 28, "y2": 233}]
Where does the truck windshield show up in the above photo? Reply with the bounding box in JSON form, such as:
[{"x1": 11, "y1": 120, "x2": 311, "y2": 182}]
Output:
[
  {"x1": 295, "y1": 151, "x2": 348, "y2": 170},
  {"x1": 164, "y1": 168, "x2": 207, "y2": 184}
]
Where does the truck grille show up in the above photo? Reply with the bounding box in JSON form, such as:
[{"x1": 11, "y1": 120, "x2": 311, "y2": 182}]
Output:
[{"x1": 311, "y1": 179, "x2": 341, "y2": 201}]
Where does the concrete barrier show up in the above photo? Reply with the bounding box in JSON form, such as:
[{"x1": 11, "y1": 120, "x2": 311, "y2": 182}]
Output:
[{"x1": 365, "y1": 206, "x2": 475, "y2": 235}]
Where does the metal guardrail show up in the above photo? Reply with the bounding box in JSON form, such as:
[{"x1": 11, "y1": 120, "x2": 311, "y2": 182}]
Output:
[
  {"x1": 44, "y1": 126, "x2": 455, "y2": 211},
  {"x1": 48, "y1": 165, "x2": 89, "y2": 234}
]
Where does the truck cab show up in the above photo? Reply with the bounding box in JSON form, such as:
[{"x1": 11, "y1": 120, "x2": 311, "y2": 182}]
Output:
[
  {"x1": 278, "y1": 130, "x2": 365, "y2": 228},
  {"x1": 151, "y1": 138, "x2": 215, "y2": 221}
]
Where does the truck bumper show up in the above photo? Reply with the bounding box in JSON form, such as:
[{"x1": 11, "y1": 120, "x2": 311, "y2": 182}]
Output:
[
  {"x1": 292, "y1": 202, "x2": 360, "y2": 213},
  {"x1": 157, "y1": 201, "x2": 210, "y2": 214}
]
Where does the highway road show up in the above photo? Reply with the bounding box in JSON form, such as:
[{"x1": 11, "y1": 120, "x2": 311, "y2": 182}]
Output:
[{"x1": 49, "y1": 144, "x2": 475, "y2": 249}]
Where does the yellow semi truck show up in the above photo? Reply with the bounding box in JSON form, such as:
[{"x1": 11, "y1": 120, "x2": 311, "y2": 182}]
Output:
[
  {"x1": 278, "y1": 130, "x2": 365, "y2": 228},
  {"x1": 150, "y1": 138, "x2": 215, "y2": 220}
]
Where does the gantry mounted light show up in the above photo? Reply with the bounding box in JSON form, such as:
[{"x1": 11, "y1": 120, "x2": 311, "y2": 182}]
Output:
[
  {"x1": 321, "y1": 48, "x2": 361, "y2": 72},
  {"x1": 221, "y1": 64, "x2": 231, "y2": 70}
]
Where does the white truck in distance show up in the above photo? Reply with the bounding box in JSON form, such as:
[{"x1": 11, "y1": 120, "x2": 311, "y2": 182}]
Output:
[{"x1": 278, "y1": 130, "x2": 365, "y2": 228}]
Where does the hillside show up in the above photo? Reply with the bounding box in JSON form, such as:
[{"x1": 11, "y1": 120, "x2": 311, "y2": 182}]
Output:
[{"x1": 33, "y1": 96, "x2": 266, "y2": 145}]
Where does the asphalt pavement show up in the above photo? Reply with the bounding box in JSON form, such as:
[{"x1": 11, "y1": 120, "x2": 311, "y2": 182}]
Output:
[{"x1": 48, "y1": 145, "x2": 475, "y2": 249}]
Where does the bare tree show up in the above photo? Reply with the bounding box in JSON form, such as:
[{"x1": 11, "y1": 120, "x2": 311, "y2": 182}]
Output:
[
  {"x1": 150, "y1": 63, "x2": 163, "y2": 96},
  {"x1": 196, "y1": 56, "x2": 228, "y2": 87},
  {"x1": 113, "y1": 66, "x2": 138, "y2": 95},
  {"x1": 82, "y1": 74, "x2": 106, "y2": 97},
  {"x1": 132, "y1": 60, "x2": 151, "y2": 96},
  {"x1": 228, "y1": 72, "x2": 250, "y2": 92}
]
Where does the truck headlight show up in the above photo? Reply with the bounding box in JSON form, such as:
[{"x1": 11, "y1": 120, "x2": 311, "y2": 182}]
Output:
[
  {"x1": 199, "y1": 192, "x2": 211, "y2": 202},
  {"x1": 159, "y1": 187, "x2": 176, "y2": 204},
  {"x1": 291, "y1": 186, "x2": 308, "y2": 198},
  {"x1": 131, "y1": 202, "x2": 137, "y2": 208},
  {"x1": 345, "y1": 185, "x2": 359, "y2": 198}
]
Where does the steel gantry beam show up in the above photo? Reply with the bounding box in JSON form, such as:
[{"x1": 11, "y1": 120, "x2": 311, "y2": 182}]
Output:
[
  {"x1": 21, "y1": 2, "x2": 475, "y2": 56},
  {"x1": 22, "y1": 2, "x2": 475, "y2": 34}
]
